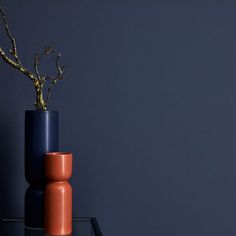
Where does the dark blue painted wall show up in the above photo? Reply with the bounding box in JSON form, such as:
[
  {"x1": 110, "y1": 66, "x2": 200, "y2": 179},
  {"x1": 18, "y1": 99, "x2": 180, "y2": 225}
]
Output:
[{"x1": 1, "y1": 1, "x2": 236, "y2": 235}]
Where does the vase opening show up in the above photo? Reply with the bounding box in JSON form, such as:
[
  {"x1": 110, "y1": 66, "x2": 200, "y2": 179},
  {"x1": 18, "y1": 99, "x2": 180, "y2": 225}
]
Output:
[{"x1": 45, "y1": 152, "x2": 71, "y2": 156}]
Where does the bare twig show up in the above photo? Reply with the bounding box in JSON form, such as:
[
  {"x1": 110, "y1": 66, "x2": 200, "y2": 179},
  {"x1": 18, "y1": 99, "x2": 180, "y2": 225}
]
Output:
[
  {"x1": 45, "y1": 53, "x2": 66, "y2": 105},
  {"x1": 0, "y1": 7, "x2": 67, "y2": 110},
  {"x1": 33, "y1": 53, "x2": 41, "y2": 80},
  {"x1": 0, "y1": 7, "x2": 37, "y2": 83},
  {"x1": 0, "y1": 47, "x2": 37, "y2": 83},
  {"x1": 0, "y1": 7, "x2": 21, "y2": 65},
  {"x1": 33, "y1": 46, "x2": 55, "y2": 80}
]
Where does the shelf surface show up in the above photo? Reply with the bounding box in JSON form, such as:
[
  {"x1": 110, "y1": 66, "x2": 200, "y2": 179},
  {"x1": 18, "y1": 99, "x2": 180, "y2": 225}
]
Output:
[{"x1": 0, "y1": 217, "x2": 103, "y2": 236}]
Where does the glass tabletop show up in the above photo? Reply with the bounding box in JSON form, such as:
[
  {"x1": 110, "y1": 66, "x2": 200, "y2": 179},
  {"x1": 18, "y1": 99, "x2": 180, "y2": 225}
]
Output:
[{"x1": 0, "y1": 218, "x2": 102, "y2": 236}]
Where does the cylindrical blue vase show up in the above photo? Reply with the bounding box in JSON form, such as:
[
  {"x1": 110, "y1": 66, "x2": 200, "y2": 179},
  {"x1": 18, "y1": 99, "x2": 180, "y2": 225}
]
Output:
[
  {"x1": 25, "y1": 111, "x2": 59, "y2": 184},
  {"x1": 25, "y1": 110, "x2": 59, "y2": 228}
]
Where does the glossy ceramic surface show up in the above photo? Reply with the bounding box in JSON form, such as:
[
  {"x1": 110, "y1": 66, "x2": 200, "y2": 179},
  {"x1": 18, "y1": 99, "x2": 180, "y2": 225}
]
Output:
[
  {"x1": 45, "y1": 152, "x2": 72, "y2": 181},
  {"x1": 44, "y1": 152, "x2": 73, "y2": 235}
]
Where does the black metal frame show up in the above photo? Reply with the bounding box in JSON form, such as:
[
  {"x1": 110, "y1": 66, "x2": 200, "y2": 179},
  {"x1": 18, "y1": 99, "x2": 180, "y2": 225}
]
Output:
[
  {"x1": 71, "y1": 217, "x2": 103, "y2": 236},
  {"x1": 0, "y1": 217, "x2": 103, "y2": 236}
]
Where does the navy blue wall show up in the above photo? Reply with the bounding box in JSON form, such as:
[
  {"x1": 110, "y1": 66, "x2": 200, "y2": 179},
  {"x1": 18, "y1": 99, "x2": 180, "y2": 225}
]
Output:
[{"x1": 1, "y1": 1, "x2": 236, "y2": 235}]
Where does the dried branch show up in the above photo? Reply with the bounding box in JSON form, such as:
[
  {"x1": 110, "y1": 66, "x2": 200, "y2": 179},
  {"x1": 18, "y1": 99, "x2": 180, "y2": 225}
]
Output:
[
  {"x1": 0, "y1": 47, "x2": 37, "y2": 83},
  {"x1": 34, "y1": 53, "x2": 41, "y2": 80},
  {"x1": 0, "y1": 6, "x2": 37, "y2": 84},
  {"x1": 0, "y1": 6, "x2": 67, "y2": 111},
  {"x1": 45, "y1": 53, "x2": 66, "y2": 105},
  {"x1": 0, "y1": 7, "x2": 21, "y2": 65},
  {"x1": 33, "y1": 46, "x2": 55, "y2": 81}
]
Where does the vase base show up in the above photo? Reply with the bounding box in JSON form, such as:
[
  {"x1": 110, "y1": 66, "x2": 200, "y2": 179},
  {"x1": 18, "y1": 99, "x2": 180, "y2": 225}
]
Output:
[{"x1": 24, "y1": 186, "x2": 44, "y2": 228}]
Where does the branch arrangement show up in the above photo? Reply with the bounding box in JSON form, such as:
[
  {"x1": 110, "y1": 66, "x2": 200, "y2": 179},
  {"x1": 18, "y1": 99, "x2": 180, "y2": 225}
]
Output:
[{"x1": 0, "y1": 7, "x2": 66, "y2": 110}]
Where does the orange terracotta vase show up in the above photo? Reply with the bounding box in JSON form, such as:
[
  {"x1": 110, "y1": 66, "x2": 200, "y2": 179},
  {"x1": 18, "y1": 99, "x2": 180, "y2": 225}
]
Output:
[{"x1": 44, "y1": 152, "x2": 73, "y2": 235}]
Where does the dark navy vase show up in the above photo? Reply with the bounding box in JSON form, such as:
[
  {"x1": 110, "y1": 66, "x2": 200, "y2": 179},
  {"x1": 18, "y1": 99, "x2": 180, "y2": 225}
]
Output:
[{"x1": 25, "y1": 110, "x2": 59, "y2": 228}]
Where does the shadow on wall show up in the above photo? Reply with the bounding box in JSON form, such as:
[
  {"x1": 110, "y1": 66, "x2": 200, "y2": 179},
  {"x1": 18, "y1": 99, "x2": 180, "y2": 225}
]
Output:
[{"x1": 0, "y1": 113, "x2": 25, "y2": 218}]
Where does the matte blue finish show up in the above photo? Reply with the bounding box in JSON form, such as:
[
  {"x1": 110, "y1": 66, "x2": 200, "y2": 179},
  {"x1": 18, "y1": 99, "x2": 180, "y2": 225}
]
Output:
[
  {"x1": 24, "y1": 186, "x2": 44, "y2": 229},
  {"x1": 25, "y1": 111, "x2": 59, "y2": 185},
  {"x1": 24, "y1": 110, "x2": 58, "y2": 228}
]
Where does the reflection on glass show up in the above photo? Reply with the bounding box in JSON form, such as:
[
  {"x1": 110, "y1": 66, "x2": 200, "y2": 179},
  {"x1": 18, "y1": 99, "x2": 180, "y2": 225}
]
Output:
[
  {"x1": 24, "y1": 227, "x2": 44, "y2": 236},
  {"x1": 1, "y1": 219, "x2": 97, "y2": 236},
  {"x1": 25, "y1": 227, "x2": 72, "y2": 236}
]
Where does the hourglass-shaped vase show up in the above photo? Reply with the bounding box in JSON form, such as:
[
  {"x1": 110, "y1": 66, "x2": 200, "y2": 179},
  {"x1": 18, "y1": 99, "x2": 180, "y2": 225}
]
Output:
[{"x1": 44, "y1": 152, "x2": 73, "y2": 235}]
